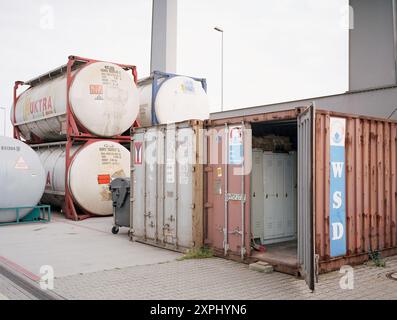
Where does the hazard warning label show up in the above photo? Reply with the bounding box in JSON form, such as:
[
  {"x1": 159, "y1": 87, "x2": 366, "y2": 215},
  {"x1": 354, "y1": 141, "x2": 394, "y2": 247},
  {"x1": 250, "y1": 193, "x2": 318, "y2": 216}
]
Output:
[{"x1": 15, "y1": 156, "x2": 28, "y2": 170}]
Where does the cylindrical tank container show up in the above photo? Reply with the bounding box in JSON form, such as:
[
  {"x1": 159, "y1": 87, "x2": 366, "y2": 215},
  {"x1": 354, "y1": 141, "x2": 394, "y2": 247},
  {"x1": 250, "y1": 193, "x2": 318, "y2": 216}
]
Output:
[
  {"x1": 36, "y1": 140, "x2": 130, "y2": 216},
  {"x1": 137, "y1": 71, "x2": 209, "y2": 126},
  {"x1": 130, "y1": 120, "x2": 205, "y2": 252},
  {"x1": 205, "y1": 106, "x2": 397, "y2": 290},
  {"x1": 0, "y1": 137, "x2": 46, "y2": 223},
  {"x1": 13, "y1": 61, "x2": 139, "y2": 141}
]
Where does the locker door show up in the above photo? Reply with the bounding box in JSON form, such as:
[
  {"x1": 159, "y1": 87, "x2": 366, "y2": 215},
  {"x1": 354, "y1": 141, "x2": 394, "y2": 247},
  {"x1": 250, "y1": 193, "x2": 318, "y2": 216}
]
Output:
[
  {"x1": 284, "y1": 152, "x2": 295, "y2": 238},
  {"x1": 274, "y1": 153, "x2": 284, "y2": 238},
  {"x1": 291, "y1": 152, "x2": 298, "y2": 237},
  {"x1": 251, "y1": 149, "x2": 264, "y2": 241},
  {"x1": 264, "y1": 152, "x2": 287, "y2": 242}
]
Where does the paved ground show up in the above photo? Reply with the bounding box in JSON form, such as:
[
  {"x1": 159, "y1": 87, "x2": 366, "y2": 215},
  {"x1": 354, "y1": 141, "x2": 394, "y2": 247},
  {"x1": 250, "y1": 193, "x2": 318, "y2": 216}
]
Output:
[
  {"x1": 0, "y1": 213, "x2": 180, "y2": 278},
  {"x1": 1, "y1": 213, "x2": 396, "y2": 300},
  {"x1": 52, "y1": 256, "x2": 397, "y2": 300}
]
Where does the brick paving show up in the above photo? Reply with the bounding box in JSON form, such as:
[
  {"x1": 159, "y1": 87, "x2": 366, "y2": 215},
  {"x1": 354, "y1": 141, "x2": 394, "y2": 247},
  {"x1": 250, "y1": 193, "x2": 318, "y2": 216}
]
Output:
[{"x1": 52, "y1": 255, "x2": 397, "y2": 300}]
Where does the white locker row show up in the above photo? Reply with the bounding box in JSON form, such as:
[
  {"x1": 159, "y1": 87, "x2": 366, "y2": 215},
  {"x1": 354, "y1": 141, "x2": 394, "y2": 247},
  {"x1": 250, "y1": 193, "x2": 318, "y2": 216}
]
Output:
[{"x1": 251, "y1": 149, "x2": 297, "y2": 245}]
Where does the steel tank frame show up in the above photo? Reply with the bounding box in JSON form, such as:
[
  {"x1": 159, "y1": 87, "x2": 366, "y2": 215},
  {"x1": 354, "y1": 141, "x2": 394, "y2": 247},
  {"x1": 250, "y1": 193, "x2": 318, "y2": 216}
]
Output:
[{"x1": 13, "y1": 56, "x2": 139, "y2": 221}]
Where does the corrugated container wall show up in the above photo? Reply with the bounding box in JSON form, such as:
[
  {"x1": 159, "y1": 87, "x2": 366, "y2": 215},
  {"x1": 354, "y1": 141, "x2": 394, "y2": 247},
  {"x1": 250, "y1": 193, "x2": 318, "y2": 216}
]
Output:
[
  {"x1": 130, "y1": 120, "x2": 205, "y2": 252},
  {"x1": 315, "y1": 111, "x2": 397, "y2": 272},
  {"x1": 204, "y1": 108, "x2": 397, "y2": 274}
]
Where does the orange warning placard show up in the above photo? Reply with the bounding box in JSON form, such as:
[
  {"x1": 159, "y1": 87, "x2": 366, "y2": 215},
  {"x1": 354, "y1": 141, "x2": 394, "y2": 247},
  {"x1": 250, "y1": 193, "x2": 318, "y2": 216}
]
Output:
[
  {"x1": 90, "y1": 85, "x2": 103, "y2": 95},
  {"x1": 97, "y1": 174, "x2": 111, "y2": 185}
]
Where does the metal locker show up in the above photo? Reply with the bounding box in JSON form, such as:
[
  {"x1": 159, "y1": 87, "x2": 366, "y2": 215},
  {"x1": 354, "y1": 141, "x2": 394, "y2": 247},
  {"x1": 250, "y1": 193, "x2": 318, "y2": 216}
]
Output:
[
  {"x1": 263, "y1": 152, "x2": 281, "y2": 243},
  {"x1": 263, "y1": 152, "x2": 297, "y2": 244},
  {"x1": 283, "y1": 152, "x2": 297, "y2": 239},
  {"x1": 251, "y1": 149, "x2": 264, "y2": 241}
]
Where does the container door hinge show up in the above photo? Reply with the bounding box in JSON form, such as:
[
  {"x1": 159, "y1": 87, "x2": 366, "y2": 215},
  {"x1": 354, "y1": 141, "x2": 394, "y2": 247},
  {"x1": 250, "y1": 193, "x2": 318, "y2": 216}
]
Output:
[
  {"x1": 204, "y1": 202, "x2": 213, "y2": 209},
  {"x1": 204, "y1": 166, "x2": 212, "y2": 173}
]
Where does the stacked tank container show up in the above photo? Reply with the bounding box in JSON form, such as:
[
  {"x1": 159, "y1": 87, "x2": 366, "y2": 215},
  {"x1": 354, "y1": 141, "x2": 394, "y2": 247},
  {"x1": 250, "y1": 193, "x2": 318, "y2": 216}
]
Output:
[
  {"x1": 137, "y1": 71, "x2": 209, "y2": 126},
  {"x1": 12, "y1": 56, "x2": 140, "y2": 220}
]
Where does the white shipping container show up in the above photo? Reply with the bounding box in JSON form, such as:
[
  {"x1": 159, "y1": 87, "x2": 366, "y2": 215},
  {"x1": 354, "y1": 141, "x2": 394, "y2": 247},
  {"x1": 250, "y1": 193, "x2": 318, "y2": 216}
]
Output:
[{"x1": 130, "y1": 121, "x2": 204, "y2": 252}]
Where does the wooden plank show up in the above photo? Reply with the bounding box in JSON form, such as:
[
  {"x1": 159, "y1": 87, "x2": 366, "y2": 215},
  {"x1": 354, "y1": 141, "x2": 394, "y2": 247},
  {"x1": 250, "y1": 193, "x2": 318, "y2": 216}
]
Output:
[{"x1": 192, "y1": 122, "x2": 204, "y2": 249}]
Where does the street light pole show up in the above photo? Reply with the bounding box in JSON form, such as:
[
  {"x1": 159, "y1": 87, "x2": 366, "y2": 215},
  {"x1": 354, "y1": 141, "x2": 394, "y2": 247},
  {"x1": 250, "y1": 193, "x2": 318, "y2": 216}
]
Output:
[
  {"x1": 214, "y1": 27, "x2": 224, "y2": 112},
  {"x1": 0, "y1": 107, "x2": 6, "y2": 136}
]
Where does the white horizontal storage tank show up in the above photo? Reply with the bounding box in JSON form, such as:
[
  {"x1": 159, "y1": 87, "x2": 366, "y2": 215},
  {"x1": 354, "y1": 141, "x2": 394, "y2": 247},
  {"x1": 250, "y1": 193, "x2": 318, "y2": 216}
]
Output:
[
  {"x1": 0, "y1": 137, "x2": 46, "y2": 223},
  {"x1": 138, "y1": 75, "x2": 209, "y2": 126},
  {"x1": 36, "y1": 140, "x2": 130, "y2": 216},
  {"x1": 13, "y1": 62, "x2": 140, "y2": 141},
  {"x1": 130, "y1": 121, "x2": 204, "y2": 252}
]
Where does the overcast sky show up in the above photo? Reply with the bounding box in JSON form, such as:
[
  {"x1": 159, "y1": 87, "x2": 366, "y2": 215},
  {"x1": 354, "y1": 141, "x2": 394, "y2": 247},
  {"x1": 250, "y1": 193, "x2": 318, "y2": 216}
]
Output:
[{"x1": 0, "y1": 0, "x2": 348, "y2": 136}]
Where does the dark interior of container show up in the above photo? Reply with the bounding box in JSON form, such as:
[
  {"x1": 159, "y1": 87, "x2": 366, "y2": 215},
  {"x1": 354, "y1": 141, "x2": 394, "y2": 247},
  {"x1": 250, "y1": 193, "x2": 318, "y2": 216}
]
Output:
[{"x1": 250, "y1": 119, "x2": 299, "y2": 275}]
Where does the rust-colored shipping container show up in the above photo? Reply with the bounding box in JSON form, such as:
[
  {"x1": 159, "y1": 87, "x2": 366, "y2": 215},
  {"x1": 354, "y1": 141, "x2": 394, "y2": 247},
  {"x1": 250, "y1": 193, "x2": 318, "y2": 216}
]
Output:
[{"x1": 204, "y1": 107, "x2": 397, "y2": 290}]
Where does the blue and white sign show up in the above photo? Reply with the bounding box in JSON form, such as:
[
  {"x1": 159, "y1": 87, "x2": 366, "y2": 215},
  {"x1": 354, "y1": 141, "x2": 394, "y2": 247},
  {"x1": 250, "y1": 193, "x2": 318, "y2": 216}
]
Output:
[
  {"x1": 329, "y1": 117, "x2": 346, "y2": 257},
  {"x1": 228, "y1": 126, "x2": 243, "y2": 165}
]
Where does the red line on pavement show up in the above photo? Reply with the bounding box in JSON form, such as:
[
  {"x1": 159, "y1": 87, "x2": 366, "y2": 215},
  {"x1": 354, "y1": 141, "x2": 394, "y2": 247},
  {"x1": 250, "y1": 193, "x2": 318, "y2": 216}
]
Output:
[{"x1": 0, "y1": 256, "x2": 40, "y2": 282}]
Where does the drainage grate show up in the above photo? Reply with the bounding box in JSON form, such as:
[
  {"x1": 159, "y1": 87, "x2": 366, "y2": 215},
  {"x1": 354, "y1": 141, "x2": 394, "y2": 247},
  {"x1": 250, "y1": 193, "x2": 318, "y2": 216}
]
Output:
[{"x1": 386, "y1": 272, "x2": 397, "y2": 281}]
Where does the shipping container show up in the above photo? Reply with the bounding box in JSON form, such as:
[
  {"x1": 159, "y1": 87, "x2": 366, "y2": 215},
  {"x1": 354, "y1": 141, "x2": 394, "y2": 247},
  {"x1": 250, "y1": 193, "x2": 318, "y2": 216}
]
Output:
[
  {"x1": 205, "y1": 106, "x2": 397, "y2": 290},
  {"x1": 129, "y1": 120, "x2": 205, "y2": 252}
]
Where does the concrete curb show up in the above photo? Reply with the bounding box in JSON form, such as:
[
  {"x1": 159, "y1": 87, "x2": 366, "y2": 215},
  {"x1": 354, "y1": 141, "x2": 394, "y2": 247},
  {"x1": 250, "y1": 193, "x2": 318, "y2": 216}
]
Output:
[{"x1": 0, "y1": 260, "x2": 66, "y2": 300}]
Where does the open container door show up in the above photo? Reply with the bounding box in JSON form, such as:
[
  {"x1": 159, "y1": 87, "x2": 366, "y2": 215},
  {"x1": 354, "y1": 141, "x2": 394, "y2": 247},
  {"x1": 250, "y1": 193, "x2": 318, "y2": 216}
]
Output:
[{"x1": 297, "y1": 105, "x2": 316, "y2": 291}]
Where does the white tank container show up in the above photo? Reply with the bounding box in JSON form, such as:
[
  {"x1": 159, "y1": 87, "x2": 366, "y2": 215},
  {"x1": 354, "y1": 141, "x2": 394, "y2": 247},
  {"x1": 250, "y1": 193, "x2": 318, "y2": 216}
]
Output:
[
  {"x1": 13, "y1": 62, "x2": 139, "y2": 141},
  {"x1": 138, "y1": 76, "x2": 209, "y2": 126},
  {"x1": 37, "y1": 141, "x2": 130, "y2": 216},
  {"x1": 0, "y1": 137, "x2": 46, "y2": 223}
]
